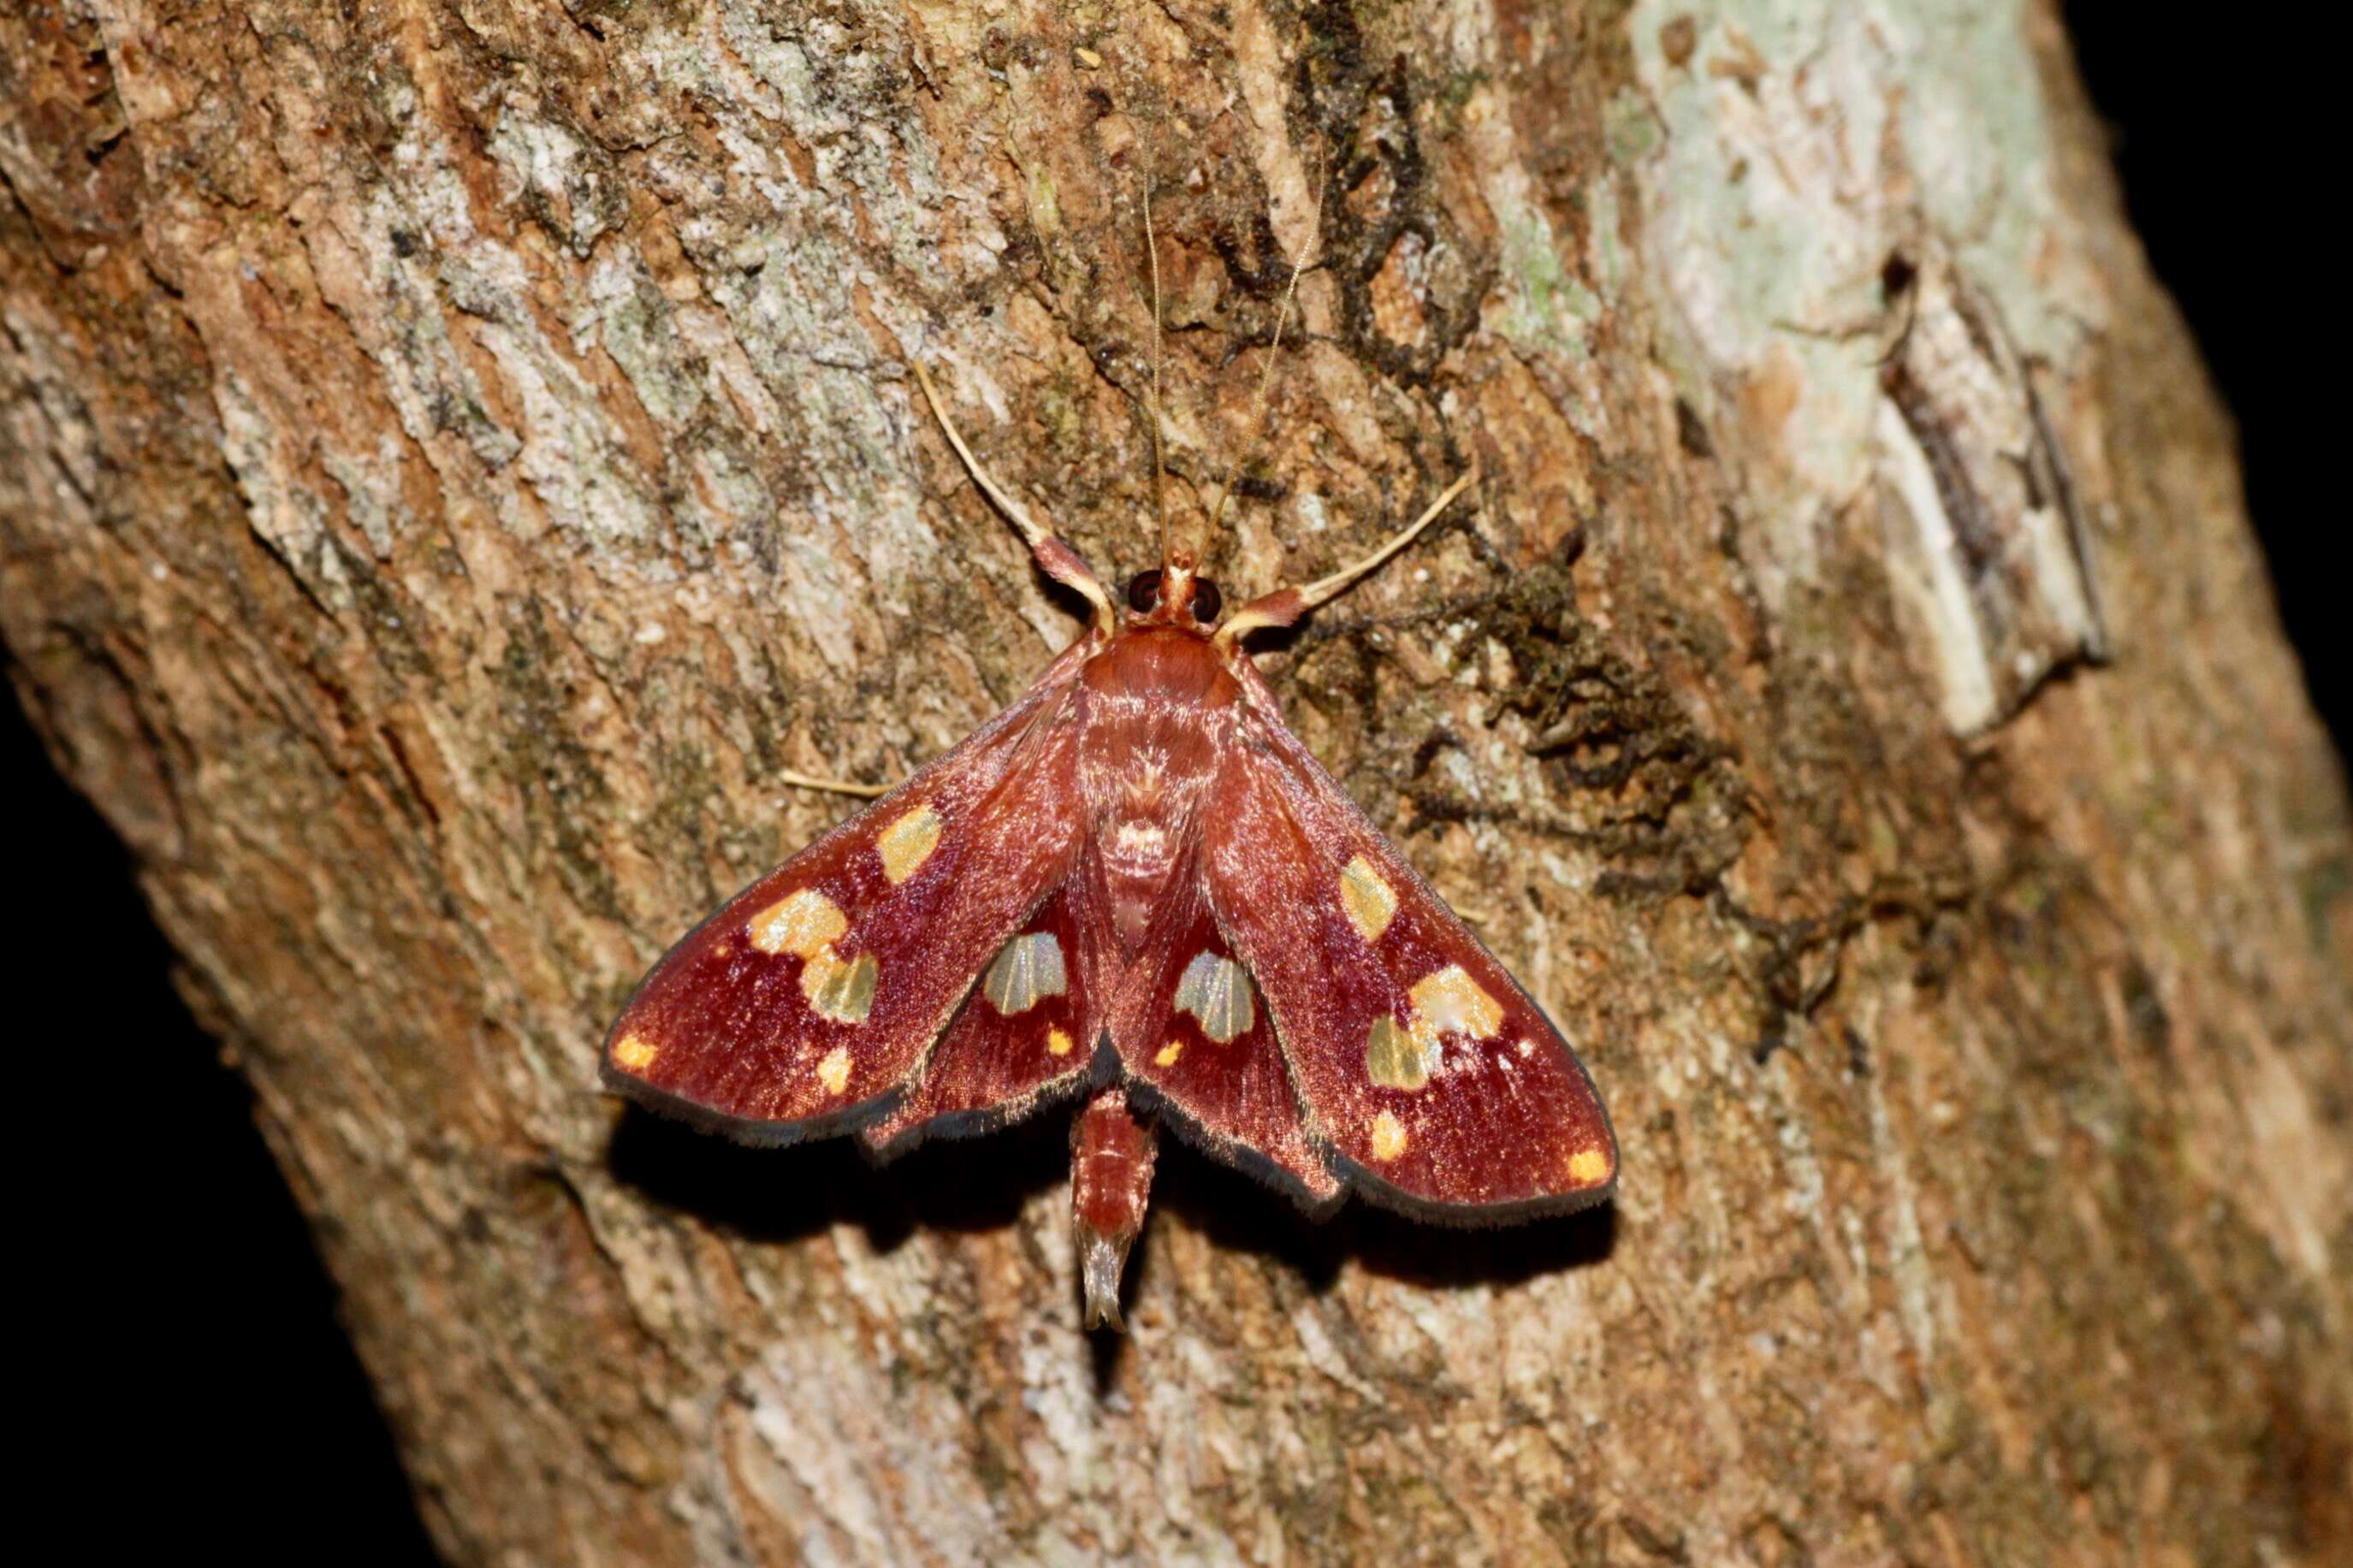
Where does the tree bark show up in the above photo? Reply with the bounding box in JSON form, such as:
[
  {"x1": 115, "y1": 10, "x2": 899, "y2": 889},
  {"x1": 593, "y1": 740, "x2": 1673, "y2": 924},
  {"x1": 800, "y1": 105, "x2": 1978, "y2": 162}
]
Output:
[{"x1": 5, "y1": 0, "x2": 2348, "y2": 1561}]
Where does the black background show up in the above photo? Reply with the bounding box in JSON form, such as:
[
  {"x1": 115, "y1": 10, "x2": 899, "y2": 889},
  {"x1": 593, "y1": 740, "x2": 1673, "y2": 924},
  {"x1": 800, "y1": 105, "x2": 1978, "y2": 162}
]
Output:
[{"x1": 13, "y1": 9, "x2": 2332, "y2": 1561}]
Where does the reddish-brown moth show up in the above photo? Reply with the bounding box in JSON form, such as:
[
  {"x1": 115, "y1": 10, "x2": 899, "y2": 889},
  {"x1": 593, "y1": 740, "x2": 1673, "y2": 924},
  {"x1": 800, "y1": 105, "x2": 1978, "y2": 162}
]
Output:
[{"x1": 603, "y1": 220, "x2": 1617, "y2": 1329}]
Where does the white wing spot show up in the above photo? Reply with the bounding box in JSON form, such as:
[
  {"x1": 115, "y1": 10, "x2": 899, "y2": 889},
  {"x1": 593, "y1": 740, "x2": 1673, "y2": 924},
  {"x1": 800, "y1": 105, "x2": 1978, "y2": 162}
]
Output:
[
  {"x1": 1369, "y1": 1110, "x2": 1409, "y2": 1162},
  {"x1": 1339, "y1": 855, "x2": 1399, "y2": 943},
  {"x1": 1173, "y1": 951, "x2": 1255, "y2": 1043},
  {"x1": 1568, "y1": 1146, "x2": 1611, "y2": 1185},
  {"x1": 612, "y1": 1033, "x2": 659, "y2": 1072},
  {"x1": 748, "y1": 891, "x2": 876, "y2": 1022},
  {"x1": 877, "y1": 802, "x2": 944, "y2": 885},
  {"x1": 1047, "y1": 1027, "x2": 1076, "y2": 1057},
  {"x1": 981, "y1": 931, "x2": 1068, "y2": 1015},
  {"x1": 1408, "y1": 965, "x2": 1503, "y2": 1051}
]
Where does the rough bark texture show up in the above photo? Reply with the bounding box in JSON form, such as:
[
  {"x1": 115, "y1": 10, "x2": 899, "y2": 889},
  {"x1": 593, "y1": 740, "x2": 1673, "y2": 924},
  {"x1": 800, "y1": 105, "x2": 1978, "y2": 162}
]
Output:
[{"x1": 4, "y1": 1, "x2": 2348, "y2": 1562}]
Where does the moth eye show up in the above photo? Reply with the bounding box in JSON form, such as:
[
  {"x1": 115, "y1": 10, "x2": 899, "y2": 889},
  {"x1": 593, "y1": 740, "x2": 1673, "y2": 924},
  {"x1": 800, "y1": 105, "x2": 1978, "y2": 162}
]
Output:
[
  {"x1": 1125, "y1": 569, "x2": 1164, "y2": 612},
  {"x1": 1191, "y1": 577, "x2": 1222, "y2": 623}
]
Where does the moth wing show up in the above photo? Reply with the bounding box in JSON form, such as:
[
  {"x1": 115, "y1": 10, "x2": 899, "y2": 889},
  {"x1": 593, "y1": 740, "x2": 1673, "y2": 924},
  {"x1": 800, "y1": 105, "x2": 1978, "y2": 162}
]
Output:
[
  {"x1": 1202, "y1": 675, "x2": 1617, "y2": 1218},
  {"x1": 1105, "y1": 867, "x2": 1341, "y2": 1210},
  {"x1": 859, "y1": 875, "x2": 1102, "y2": 1154},
  {"x1": 602, "y1": 641, "x2": 1093, "y2": 1141}
]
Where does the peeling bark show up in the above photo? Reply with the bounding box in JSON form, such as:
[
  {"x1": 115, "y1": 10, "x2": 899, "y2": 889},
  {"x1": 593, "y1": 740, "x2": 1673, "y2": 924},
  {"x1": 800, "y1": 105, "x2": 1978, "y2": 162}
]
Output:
[{"x1": 4, "y1": 1, "x2": 2349, "y2": 1563}]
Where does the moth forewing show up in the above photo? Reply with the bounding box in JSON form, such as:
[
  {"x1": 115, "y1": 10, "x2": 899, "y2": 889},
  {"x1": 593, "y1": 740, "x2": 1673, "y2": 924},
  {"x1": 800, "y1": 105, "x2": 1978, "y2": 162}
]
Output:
[
  {"x1": 601, "y1": 638, "x2": 1098, "y2": 1142},
  {"x1": 1201, "y1": 667, "x2": 1619, "y2": 1219}
]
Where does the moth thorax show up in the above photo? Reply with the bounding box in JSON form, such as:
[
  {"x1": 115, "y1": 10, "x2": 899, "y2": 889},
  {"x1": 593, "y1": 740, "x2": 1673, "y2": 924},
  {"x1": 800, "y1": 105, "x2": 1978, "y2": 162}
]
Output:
[
  {"x1": 1103, "y1": 812, "x2": 1178, "y2": 954},
  {"x1": 1109, "y1": 817, "x2": 1170, "y2": 864}
]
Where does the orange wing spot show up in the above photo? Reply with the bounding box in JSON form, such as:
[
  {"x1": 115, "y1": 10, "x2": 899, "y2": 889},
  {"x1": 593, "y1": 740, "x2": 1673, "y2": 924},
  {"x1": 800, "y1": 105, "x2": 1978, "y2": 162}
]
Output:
[
  {"x1": 1568, "y1": 1147, "x2": 1612, "y2": 1185},
  {"x1": 1339, "y1": 855, "x2": 1398, "y2": 943},
  {"x1": 1047, "y1": 1027, "x2": 1076, "y2": 1057},
  {"x1": 1368, "y1": 1110, "x2": 1409, "y2": 1162},
  {"x1": 1154, "y1": 1040, "x2": 1184, "y2": 1068},
  {"x1": 816, "y1": 1045, "x2": 854, "y2": 1096},
  {"x1": 749, "y1": 890, "x2": 847, "y2": 957},
  {"x1": 877, "y1": 802, "x2": 943, "y2": 885},
  {"x1": 612, "y1": 1033, "x2": 660, "y2": 1073}
]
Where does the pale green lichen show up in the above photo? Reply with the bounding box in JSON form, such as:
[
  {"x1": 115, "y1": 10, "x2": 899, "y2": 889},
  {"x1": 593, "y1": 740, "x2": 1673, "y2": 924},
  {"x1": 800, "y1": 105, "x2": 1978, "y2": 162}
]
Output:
[
  {"x1": 587, "y1": 255, "x2": 706, "y2": 431},
  {"x1": 1496, "y1": 197, "x2": 1599, "y2": 368}
]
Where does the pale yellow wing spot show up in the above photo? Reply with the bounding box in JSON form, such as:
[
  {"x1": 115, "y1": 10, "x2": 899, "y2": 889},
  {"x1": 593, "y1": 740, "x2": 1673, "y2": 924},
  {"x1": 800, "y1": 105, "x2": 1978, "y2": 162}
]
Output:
[
  {"x1": 1568, "y1": 1147, "x2": 1611, "y2": 1185},
  {"x1": 749, "y1": 890, "x2": 847, "y2": 957},
  {"x1": 613, "y1": 1033, "x2": 660, "y2": 1072},
  {"x1": 1364, "y1": 1015, "x2": 1434, "y2": 1092},
  {"x1": 1339, "y1": 855, "x2": 1398, "y2": 944},
  {"x1": 1173, "y1": 952, "x2": 1255, "y2": 1043},
  {"x1": 981, "y1": 932, "x2": 1069, "y2": 1015},
  {"x1": 876, "y1": 802, "x2": 944, "y2": 885},
  {"x1": 1047, "y1": 1027, "x2": 1076, "y2": 1057},
  {"x1": 1368, "y1": 1110, "x2": 1409, "y2": 1162},
  {"x1": 1154, "y1": 1040, "x2": 1184, "y2": 1068},
  {"x1": 803, "y1": 950, "x2": 879, "y2": 1023},
  {"x1": 816, "y1": 1045, "x2": 854, "y2": 1096}
]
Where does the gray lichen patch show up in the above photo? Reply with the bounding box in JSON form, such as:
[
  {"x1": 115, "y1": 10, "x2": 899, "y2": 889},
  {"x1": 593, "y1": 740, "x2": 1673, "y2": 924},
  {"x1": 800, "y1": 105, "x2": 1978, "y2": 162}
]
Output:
[
  {"x1": 1623, "y1": 0, "x2": 2111, "y2": 737},
  {"x1": 486, "y1": 98, "x2": 626, "y2": 260}
]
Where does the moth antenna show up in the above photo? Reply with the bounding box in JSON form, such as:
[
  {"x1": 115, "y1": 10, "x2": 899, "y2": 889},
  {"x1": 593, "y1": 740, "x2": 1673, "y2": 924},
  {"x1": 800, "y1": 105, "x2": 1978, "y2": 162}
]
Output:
[
  {"x1": 773, "y1": 769, "x2": 891, "y2": 800},
  {"x1": 912, "y1": 359, "x2": 1117, "y2": 632},
  {"x1": 1214, "y1": 463, "x2": 1480, "y2": 648},
  {"x1": 1204, "y1": 155, "x2": 1325, "y2": 547},
  {"x1": 1145, "y1": 183, "x2": 1170, "y2": 569}
]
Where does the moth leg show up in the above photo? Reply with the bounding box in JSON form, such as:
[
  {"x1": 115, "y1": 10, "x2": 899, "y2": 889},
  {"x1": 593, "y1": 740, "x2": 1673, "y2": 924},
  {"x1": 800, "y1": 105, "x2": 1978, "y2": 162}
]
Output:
[
  {"x1": 911, "y1": 361, "x2": 1117, "y2": 633},
  {"x1": 1215, "y1": 464, "x2": 1482, "y2": 647},
  {"x1": 773, "y1": 769, "x2": 891, "y2": 799},
  {"x1": 1070, "y1": 1086, "x2": 1157, "y2": 1332}
]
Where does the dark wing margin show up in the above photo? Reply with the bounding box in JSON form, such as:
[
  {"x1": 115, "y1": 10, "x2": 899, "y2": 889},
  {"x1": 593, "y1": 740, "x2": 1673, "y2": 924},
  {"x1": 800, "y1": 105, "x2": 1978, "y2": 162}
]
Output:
[
  {"x1": 1200, "y1": 667, "x2": 1617, "y2": 1220},
  {"x1": 601, "y1": 639, "x2": 1093, "y2": 1144}
]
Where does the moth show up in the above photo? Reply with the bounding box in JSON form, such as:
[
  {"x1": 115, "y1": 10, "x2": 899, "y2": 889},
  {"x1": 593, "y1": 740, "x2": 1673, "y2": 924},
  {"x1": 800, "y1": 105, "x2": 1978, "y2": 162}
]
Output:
[{"x1": 603, "y1": 255, "x2": 1617, "y2": 1329}]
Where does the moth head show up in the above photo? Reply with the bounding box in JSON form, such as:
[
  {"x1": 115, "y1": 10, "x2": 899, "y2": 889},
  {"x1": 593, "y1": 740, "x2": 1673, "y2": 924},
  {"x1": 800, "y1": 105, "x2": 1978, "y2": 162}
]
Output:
[{"x1": 1124, "y1": 550, "x2": 1223, "y2": 628}]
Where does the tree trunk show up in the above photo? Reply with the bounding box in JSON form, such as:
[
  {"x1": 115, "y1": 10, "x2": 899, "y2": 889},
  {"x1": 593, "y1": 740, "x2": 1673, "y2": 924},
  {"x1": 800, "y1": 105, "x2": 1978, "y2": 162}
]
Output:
[{"x1": 5, "y1": 0, "x2": 2347, "y2": 1560}]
